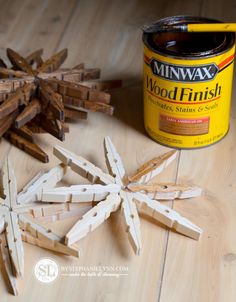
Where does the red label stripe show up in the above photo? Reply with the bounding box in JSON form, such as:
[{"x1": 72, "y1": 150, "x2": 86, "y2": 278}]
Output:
[
  {"x1": 218, "y1": 54, "x2": 234, "y2": 70},
  {"x1": 144, "y1": 54, "x2": 151, "y2": 64}
]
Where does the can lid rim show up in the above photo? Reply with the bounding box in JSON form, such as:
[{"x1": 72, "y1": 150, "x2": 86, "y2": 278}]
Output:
[{"x1": 143, "y1": 15, "x2": 235, "y2": 59}]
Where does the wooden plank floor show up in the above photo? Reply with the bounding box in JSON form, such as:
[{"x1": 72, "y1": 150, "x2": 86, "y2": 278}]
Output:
[{"x1": 0, "y1": 0, "x2": 236, "y2": 301}]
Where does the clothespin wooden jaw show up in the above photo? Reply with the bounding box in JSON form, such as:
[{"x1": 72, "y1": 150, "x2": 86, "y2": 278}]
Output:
[
  {"x1": 44, "y1": 138, "x2": 202, "y2": 256},
  {"x1": 0, "y1": 48, "x2": 122, "y2": 162},
  {"x1": 0, "y1": 158, "x2": 81, "y2": 296},
  {"x1": 0, "y1": 138, "x2": 203, "y2": 296}
]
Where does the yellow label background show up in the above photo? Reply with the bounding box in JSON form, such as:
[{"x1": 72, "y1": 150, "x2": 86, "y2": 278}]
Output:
[{"x1": 144, "y1": 44, "x2": 235, "y2": 148}]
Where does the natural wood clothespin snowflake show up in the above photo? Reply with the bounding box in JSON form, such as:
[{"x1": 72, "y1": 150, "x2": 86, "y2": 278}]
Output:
[
  {"x1": 0, "y1": 159, "x2": 88, "y2": 295},
  {"x1": 0, "y1": 138, "x2": 202, "y2": 295},
  {"x1": 42, "y1": 137, "x2": 203, "y2": 254}
]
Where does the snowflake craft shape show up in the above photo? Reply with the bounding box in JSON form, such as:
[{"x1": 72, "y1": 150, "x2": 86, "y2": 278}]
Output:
[
  {"x1": 0, "y1": 48, "x2": 120, "y2": 162},
  {"x1": 42, "y1": 137, "x2": 203, "y2": 254},
  {"x1": 0, "y1": 158, "x2": 85, "y2": 295},
  {"x1": 0, "y1": 137, "x2": 202, "y2": 296}
]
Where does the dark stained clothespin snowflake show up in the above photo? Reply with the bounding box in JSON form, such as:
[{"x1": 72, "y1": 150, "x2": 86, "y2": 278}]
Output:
[{"x1": 0, "y1": 48, "x2": 121, "y2": 162}]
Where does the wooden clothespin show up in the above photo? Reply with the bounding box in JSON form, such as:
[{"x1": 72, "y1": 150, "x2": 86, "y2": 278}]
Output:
[
  {"x1": 0, "y1": 158, "x2": 24, "y2": 295},
  {"x1": 37, "y1": 49, "x2": 67, "y2": 73},
  {"x1": 0, "y1": 48, "x2": 121, "y2": 162},
  {"x1": 0, "y1": 158, "x2": 85, "y2": 295},
  {"x1": 0, "y1": 82, "x2": 36, "y2": 119},
  {"x1": 41, "y1": 138, "x2": 202, "y2": 256},
  {"x1": 25, "y1": 48, "x2": 43, "y2": 67}
]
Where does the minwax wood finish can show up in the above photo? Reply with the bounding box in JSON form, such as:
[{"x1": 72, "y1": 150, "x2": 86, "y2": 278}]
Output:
[{"x1": 143, "y1": 16, "x2": 235, "y2": 148}]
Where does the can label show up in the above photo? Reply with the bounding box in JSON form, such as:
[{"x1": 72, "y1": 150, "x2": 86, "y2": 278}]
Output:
[{"x1": 144, "y1": 45, "x2": 235, "y2": 148}]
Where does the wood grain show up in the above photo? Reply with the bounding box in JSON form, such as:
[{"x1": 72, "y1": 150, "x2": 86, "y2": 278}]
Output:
[
  {"x1": 159, "y1": 2, "x2": 236, "y2": 302},
  {"x1": 0, "y1": 0, "x2": 235, "y2": 301}
]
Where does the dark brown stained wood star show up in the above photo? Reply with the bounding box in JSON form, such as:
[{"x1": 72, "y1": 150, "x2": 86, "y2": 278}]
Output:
[{"x1": 0, "y1": 48, "x2": 121, "y2": 162}]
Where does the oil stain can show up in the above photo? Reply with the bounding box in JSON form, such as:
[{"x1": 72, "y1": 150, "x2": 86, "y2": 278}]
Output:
[{"x1": 143, "y1": 16, "x2": 235, "y2": 148}]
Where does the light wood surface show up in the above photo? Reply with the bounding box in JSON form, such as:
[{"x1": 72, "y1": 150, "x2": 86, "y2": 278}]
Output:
[{"x1": 0, "y1": 0, "x2": 235, "y2": 301}]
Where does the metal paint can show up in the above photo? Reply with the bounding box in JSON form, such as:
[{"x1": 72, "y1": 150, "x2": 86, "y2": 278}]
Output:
[{"x1": 143, "y1": 16, "x2": 235, "y2": 148}]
